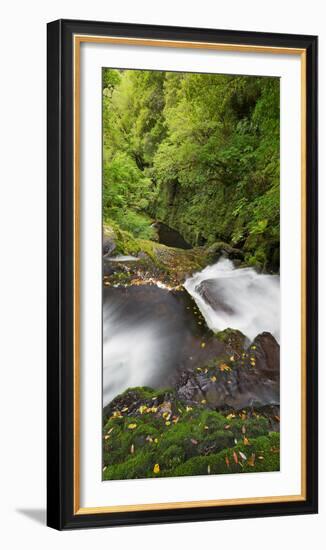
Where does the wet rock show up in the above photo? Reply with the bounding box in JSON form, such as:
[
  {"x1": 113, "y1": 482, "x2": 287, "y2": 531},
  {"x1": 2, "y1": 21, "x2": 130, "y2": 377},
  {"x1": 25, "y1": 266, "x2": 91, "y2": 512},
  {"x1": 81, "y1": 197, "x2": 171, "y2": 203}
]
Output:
[
  {"x1": 174, "y1": 332, "x2": 279, "y2": 410},
  {"x1": 214, "y1": 328, "x2": 249, "y2": 355},
  {"x1": 196, "y1": 279, "x2": 235, "y2": 315},
  {"x1": 206, "y1": 241, "x2": 244, "y2": 263},
  {"x1": 251, "y1": 332, "x2": 280, "y2": 380},
  {"x1": 175, "y1": 370, "x2": 205, "y2": 403},
  {"x1": 104, "y1": 387, "x2": 175, "y2": 419},
  {"x1": 103, "y1": 227, "x2": 116, "y2": 256}
]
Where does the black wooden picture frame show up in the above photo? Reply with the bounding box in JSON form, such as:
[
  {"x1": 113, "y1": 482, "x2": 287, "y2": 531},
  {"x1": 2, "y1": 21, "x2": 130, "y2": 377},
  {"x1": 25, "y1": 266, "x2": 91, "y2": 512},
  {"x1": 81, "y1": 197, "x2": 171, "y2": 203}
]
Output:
[{"x1": 47, "y1": 18, "x2": 318, "y2": 530}]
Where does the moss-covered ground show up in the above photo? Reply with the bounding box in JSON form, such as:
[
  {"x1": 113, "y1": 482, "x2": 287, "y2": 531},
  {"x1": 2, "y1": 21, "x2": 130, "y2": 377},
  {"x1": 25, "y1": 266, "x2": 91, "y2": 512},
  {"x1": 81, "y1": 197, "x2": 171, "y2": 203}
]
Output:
[{"x1": 103, "y1": 387, "x2": 280, "y2": 480}]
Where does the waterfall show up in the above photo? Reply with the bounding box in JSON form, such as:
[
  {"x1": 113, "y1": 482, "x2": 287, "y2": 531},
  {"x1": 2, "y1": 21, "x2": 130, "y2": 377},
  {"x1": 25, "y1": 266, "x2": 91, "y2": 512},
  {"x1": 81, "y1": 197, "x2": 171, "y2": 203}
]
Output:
[
  {"x1": 102, "y1": 286, "x2": 188, "y2": 407},
  {"x1": 103, "y1": 308, "x2": 165, "y2": 406},
  {"x1": 184, "y1": 258, "x2": 280, "y2": 342},
  {"x1": 103, "y1": 259, "x2": 280, "y2": 407}
]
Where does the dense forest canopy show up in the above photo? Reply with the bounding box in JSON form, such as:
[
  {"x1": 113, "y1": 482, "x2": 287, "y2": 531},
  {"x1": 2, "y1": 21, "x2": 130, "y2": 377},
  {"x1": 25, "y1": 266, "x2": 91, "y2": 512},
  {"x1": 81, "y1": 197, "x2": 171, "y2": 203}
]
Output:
[{"x1": 102, "y1": 68, "x2": 280, "y2": 271}]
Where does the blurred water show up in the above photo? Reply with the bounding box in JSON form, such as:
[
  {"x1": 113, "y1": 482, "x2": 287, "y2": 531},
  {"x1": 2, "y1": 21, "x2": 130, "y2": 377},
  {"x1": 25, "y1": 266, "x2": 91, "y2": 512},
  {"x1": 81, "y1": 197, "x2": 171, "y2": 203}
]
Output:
[
  {"x1": 102, "y1": 286, "x2": 195, "y2": 407},
  {"x1": 103, "y1": 259, "x2": 280, "y2": 407},
  {"x1": 184, "y1": 258, "x2": 280, "y2": 342}
]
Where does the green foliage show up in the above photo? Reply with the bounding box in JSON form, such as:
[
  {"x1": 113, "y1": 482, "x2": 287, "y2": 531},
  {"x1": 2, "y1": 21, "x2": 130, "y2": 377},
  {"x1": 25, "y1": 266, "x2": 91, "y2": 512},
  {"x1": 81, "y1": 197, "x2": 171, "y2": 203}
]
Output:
[
  {"x1": 103, "y1": 153, "x2": 156, "y2": 238},
  {"x1": 102, "y1": 68, "x2": 280, "y2": 270},
  {"x1": 102, "y1": 68, "x2": 121, "y2": 93}
]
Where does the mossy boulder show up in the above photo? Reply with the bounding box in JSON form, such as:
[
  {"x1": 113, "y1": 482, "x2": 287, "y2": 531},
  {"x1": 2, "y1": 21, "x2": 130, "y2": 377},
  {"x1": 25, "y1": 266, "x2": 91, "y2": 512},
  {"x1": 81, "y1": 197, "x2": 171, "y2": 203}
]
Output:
[
  {"x1": 103, "y1": 222, "x2": 208, "y2": 286},
  {"x1": 206, "y1": 241, "x2": 244, "y2": 263},
  {"x1": 214, "y1": 328, "x2": 248, "y2": 354},
  {"x1": 171, "y1": 433, "x2": 280, "y2": 477},
  {"x1": 103, "y1": 386, "x2": 280, "y2": 480}
]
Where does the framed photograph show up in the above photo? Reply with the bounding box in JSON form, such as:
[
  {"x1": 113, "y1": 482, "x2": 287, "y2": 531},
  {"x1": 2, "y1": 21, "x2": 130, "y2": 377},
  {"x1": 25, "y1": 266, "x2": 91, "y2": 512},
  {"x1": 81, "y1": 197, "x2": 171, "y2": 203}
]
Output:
[{"x1": 47, "y1": 19, "x2": 318, "y2": 530}]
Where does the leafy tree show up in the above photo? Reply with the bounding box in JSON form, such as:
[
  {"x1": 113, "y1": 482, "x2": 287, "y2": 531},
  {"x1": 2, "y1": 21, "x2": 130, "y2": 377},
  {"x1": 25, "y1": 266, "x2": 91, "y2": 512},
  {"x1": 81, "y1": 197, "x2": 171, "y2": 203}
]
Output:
[{"x1": 102, "y1": 67, "x2": 280, "y2": 270}]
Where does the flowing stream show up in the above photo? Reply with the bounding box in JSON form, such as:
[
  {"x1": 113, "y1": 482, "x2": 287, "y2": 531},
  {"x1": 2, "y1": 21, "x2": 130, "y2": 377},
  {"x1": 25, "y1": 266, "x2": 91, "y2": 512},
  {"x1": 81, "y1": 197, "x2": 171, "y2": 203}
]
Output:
[
  {"x1": 184, "y1": 258, "x2": 280, "y2": 343},
  {"x1": 103, "y1": 258, "x2": 280, "y2": 407},
  {"x1": 102, "y1": 285, "x2": 198, "y2": 407}
]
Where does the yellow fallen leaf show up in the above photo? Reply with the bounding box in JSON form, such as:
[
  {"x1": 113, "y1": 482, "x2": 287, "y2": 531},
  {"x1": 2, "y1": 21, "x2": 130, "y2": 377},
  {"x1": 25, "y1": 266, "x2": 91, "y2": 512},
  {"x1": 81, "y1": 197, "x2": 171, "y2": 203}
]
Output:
[
  {"x1": 154, "y1": 438, "x2": 158, "y2": 444},
  {"x1": 186, "y1": 406, "x2": 193, "y2": 412},
  {"x1": 219, "y1": 363, "x2": 231, "y2": 372},
  {"x1": 153, "y1": 463, "x2": 160, "y2": 474},
  {"x1": 138, "y1": 405, "x2": 147, "y2": 414},
  {"x1": 230, "y1": 355, "x2": 235, "y2": 362},
  {"x1": 243, "y1": 437, "x2": 250, "y2": 445},
  {"x1": 201, "y1": 399, "x2": 207, "y2": 404},
  {"x1": 127, "y1": 423, "x2": 137, "y2": 430},
  {"x1": 210, "y1": 375, "x2": 217, "y2": 382},
  {"x1": 165, "y1": 421, "x2": 171, "y2": 426},
  {"x1": 201, "y1": 342, "x2": 206, "y2": 348},
  {"x1": 247, "y1": 453, "x2": 255, "y2": 466}
]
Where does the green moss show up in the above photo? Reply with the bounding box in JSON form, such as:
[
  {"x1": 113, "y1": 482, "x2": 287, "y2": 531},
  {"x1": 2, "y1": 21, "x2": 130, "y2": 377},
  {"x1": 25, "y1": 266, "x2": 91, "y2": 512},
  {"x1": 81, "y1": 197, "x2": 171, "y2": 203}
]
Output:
[
  {"x1": 214, "y1": 328, "x2": 247, "y2": 353},
  {"x1": 172, "y1": 455, "x2": 212, "y2": 477},
  {"x1": 171, "y1": 433, "x2": 280, "y2": 477},
  {"x1": 231, "y1": 416, "x2": 269, "y2": 439},
  {"x1": 133, "y1": 424, "x2": 160, "y2": 446},
  {"x1": 160, "y1": 444, "x2": 185, "y2": 469},
  {"x1": 103, "y1": 451, "x2": 156, "y2": 480},
  {"x1": 197, "y1": 430, "x2": 235, "y2": 454},
  {"x1": 103, "y1": 385, "x2": 280, "y2": 479},
  {"x1": 158, "y1": 422, "x2": 198, "y2": 458},
  {"x1": 195, "y1": 409, "x2": 227, "y2": 432}
]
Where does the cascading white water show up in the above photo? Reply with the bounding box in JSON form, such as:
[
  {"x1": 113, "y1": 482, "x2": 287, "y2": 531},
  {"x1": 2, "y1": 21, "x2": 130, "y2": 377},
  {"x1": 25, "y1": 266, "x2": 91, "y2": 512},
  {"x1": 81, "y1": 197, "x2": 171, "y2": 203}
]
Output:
[
  {"x1": 103, "y1": 259, "x2": 280, "y2": 407},
  {"x1": 103, "y1": 309, "x2": 163, "y2": 406},
  {"x1": 184, "y1": 258, "x2": 280, "y2": 342},
  {"x1": 105, "y1": 255, "x2": 140, "y2": 262},
  {"x1": 102, "y1": 288, "x2": 186, "y2": 407}
]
